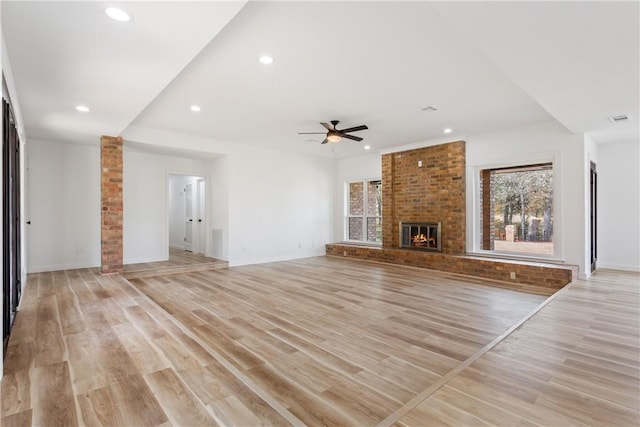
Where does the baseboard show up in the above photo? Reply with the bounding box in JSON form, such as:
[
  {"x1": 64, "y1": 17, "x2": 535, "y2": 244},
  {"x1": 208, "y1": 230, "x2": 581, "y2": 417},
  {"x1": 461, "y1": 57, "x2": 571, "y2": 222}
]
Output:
[
  {"x1": 169, "y1": 244, "x2": 185, "y2": 250},
  {"x1": 597, "y1": 263, "x2": 640, "y2": 273},
  {"x1": 28, "y1": 261, "x2": 100, "y2": 273},
  {"x1": 124, "y1": 256, "x2": 168, "y2": 265},
  {"x1": 228, "y1": 250, "x2": 325, "y2": 267}
]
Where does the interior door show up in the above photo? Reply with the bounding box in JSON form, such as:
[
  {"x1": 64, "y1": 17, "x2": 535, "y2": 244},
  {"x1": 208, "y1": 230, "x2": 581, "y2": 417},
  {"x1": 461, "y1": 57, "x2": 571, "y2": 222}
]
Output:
[
  {"x1": 197, "y1": 178, "x2": 205, "y2": 255},
  {"x1": 185, "y1": 182, "x2": 193, "y2": 252}
]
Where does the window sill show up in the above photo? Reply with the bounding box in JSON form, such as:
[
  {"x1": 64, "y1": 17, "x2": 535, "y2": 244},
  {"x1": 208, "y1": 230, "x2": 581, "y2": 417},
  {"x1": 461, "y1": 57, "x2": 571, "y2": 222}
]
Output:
[
  {"x1": 339, "y1": 241, "x2": 382, "y2": 248},
  {"x1": 467, "y1": 250, "x2": 565, "y2": 265}
]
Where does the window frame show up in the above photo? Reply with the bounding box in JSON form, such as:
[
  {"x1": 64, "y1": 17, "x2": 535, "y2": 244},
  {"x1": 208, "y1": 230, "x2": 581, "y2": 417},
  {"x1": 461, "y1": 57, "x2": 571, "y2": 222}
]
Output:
[
  {"x1": 345, "y1": 178, "x2": 382, "y2": 245},
  {"x1": 469, "y1": 156, "x2": 562, "y2": 262}
]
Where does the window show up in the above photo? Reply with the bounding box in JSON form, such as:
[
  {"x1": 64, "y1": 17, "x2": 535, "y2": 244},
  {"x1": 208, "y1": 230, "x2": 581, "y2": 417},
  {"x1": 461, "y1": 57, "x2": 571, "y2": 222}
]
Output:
[
  {"x1": 480, "y1": 163, "x2": 553, "y2": 256},
  {"x1": 346, "y1": 180, "x2": 382, "y2": 243}
]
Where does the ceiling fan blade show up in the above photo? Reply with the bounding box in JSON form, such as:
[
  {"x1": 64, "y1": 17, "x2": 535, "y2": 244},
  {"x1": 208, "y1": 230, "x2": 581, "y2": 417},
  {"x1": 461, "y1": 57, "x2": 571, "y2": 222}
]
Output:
[
  {"x1": 298, "y1": 132, "x2": 326, "y2": 134},
  {"x1": 321, "y1": 138, "x2": 329, "y2": 144},
  {"x1": 320, "y1": 122, "x2": 334, "y2": 131},
  {"x1": 339, "y1": 125, "x2": 368, "y2": 133},
  {"x1": 342, "y1": 134, "x2": 363, "y2": 142}
]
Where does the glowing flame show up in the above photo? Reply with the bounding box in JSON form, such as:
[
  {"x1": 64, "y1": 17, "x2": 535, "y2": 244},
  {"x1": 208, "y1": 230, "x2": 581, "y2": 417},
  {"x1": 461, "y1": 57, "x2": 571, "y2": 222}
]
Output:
[{"x1": 412, "y1": 233, "x2": 436, "y2": 246}]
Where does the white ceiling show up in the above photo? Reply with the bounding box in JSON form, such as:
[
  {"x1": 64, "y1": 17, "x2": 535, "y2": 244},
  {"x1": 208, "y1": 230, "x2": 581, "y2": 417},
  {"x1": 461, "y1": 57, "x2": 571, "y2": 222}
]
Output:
[
  {"x1": 1, "y1": 1, "x2": 246, "y2": 142},
  {"x1": 2, "y1": 1, "x2": 638, "y2": 159}
]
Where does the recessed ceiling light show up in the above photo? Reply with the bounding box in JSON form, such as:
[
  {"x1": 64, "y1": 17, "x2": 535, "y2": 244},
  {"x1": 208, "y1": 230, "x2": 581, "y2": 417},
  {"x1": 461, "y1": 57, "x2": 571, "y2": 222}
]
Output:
[
  {"x1": 443, "y1": 128, "x2": 452, "y2": 134},
  {"x1": 259, "y1": 55, "x2": 274, "y2": 65},
  {"x1": 105, "y1": 7, "x2": 130, "y2": 22},
  {"x1": 364, "y1": 145, "x2": 371, "y2": 150},
  {"x1": 190, "y1": 105, "x2": 201, "y2": 112},
  {"x1": 76, "y1": 105, "x2": 90, "y2": 112}
]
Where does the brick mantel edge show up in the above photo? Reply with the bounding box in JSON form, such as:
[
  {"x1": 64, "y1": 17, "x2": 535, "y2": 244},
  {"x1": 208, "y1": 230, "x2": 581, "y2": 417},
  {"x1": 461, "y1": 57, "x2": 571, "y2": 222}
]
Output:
[{"x1": 100, "y1": 135, "x2": 123, "y2": 275}]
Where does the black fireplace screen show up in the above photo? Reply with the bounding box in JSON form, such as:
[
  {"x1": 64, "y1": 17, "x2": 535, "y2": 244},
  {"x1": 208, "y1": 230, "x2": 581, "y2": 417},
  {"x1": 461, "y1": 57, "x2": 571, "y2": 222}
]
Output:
[{"x1": 400, "y1": 222, "x2": 441, "y2": 251}]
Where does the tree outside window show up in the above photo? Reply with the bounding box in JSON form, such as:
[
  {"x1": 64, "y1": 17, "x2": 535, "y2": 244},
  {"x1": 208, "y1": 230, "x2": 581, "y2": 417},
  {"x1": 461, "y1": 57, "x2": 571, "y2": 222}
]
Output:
[{"x1": 481, "y1": 164, "x2": 553, "y2": 256}]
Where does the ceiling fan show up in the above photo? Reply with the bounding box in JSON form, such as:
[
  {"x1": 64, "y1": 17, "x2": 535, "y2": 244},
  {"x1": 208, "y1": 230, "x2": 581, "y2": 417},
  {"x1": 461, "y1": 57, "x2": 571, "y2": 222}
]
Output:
[{"x1": 298, "y1": 120, "x2": 368, "y2": 144}]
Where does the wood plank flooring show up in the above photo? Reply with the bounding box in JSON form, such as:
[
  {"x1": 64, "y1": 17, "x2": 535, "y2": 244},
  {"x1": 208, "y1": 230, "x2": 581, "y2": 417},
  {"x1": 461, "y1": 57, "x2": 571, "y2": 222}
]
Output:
[
  {"x1": 393, "y1": 269, "x2": 640, "y2": 427},
  {"x1": 1, "y1": 258, "x2": 638, "y2": 426},
  {"x1": 122, "y1": 248, "x2": 228, "y2": 279}
]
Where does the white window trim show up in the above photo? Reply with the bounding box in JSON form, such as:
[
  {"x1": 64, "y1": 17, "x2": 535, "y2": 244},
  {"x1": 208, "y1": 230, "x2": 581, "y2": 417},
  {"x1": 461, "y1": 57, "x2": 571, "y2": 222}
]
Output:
[
  {"x1": 344, "y1": 178, "x2": 382, "y2": 245},
  {"x1": 466, "y1": 151, "x2": 563, "y2": 262}
]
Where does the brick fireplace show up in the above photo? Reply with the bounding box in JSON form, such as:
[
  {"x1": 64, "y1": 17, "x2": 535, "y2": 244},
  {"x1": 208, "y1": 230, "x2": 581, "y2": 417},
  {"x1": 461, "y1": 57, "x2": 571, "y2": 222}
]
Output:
[
  {"x1": 326, "y1": 140, "x2": 576, "y2": 289},
  {"x1": 382, "y1": 141, "x2": 465, "y2": 253}
]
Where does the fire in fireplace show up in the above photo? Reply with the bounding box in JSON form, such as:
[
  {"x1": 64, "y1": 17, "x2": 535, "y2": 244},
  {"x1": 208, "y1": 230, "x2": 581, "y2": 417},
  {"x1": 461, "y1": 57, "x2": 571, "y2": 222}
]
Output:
[{"x1": 400, "y1": 222, "x2": 441, "y2": 252}]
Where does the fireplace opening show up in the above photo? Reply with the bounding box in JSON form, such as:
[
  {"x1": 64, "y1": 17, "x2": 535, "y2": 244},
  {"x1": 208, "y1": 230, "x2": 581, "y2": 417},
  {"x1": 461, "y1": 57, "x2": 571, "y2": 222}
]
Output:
[{"x1": 400, "y1": 222, "x2": 441, "y2": 252}]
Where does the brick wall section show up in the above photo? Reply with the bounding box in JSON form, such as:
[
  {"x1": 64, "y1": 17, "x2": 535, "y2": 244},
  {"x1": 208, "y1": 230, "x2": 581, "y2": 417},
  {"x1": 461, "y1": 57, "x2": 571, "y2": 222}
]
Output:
[
  {"x1": 381, "y1": 154, "x2": 394, "y2": 247},
  {"x1": 480, "y1": 169, "x2": 494, "y2": 250},
  {"x1": 326, "y1": 244, "x2": 576, "y2": 289},
  {"x1": 101, "y1": 135, "x2": 123, "y2": 275},
  {"x1": 382, "y1": 141, "x2": 465, "y2": 254}
]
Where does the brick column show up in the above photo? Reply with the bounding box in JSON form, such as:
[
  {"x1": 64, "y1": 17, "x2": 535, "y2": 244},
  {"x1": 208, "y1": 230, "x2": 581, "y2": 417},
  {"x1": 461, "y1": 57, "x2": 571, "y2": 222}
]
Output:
[
  {"x1": 481, "y1": 169, "x2": 494, "y2": 250},
  {"x1": 381, "y1": 153, "x2": 394, "y2": 248},
  {"x1": 101, "y1": 135, "x2": 123, "y2": 274}
]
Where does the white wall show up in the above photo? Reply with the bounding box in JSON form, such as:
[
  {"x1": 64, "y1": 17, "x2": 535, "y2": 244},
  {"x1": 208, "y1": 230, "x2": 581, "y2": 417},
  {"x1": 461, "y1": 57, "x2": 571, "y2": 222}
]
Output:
[
  {"x1": 226, "y1": 145, "x2": 335, "y2": 266},
  {"x1": 334, "y1": 153, "x2": 382, "y2": 241},
  {"x1": 169, "y1": 175, "x2": 185, "y2": 249},
  {"x1": 597, "y1": 140, "x2": 640, "y2": 271},
  {"x1": 26, "y1": 139, "x2": 101, "y2": 272},
  {"x1": 123, "y1": 149, "x2": 210, "y2": 264},
  {"x1": 210, "y1": 156, "x2": 229, "y2": 260},
  {"x1": 122, "y1": 126, "x2": 336, "y2": 266}
]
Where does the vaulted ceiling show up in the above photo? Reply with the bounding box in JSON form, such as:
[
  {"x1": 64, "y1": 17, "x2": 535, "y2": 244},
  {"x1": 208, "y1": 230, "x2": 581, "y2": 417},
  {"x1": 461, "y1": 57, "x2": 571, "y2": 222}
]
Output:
[{"x1": 2, "y1": 1, "x2": 638, "y2": 158}]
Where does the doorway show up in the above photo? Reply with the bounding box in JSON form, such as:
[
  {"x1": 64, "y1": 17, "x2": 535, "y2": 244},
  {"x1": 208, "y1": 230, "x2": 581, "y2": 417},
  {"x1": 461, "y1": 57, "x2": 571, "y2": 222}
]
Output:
[
  {"x1": 3, "y1": 92, "x2": 22, "y2": 355},
  {"x1": 169, "y1": 174, "x2": 206, "y2": 255},
  {"x1": 590, "y1": 161, "x2": 597, "y2": 273}
]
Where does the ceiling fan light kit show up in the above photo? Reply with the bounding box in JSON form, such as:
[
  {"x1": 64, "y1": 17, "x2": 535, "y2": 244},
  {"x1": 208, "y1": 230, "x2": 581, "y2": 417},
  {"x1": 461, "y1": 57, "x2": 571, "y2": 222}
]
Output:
[
  {"x1": 298, "y1": 120, "x2": 368, "y2": 145},
  {"x1": 327, "y1": 132, "x2": 342, "y2": 143}
]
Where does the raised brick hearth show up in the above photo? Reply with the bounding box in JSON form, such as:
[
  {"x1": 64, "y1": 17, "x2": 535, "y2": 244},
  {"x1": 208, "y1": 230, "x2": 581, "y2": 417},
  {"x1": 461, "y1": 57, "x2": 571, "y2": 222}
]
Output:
[
  {"x1": 326, "y1": 243, "x2": 576, "y2": 289},
  {"x1": 328, "y1": 141, "x2": 576, "y2": 288}
]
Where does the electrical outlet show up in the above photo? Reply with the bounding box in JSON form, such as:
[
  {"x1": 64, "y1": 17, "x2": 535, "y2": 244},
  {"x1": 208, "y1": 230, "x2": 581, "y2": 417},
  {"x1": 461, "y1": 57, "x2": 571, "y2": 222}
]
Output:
[{"x1": 510, "y1": 272, "x2": 516, "y2": 280}]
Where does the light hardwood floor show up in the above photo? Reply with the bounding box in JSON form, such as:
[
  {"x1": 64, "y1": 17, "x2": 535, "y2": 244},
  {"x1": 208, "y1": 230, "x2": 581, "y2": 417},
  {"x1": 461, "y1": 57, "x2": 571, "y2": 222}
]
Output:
[
  {"x1": 393, "y1": 269, "x2": 640, "y2": 426},
  {"x1": 122, "y1": 248, "x2": 228, "y2": 279},
  {"x1": 1, "y1": 258, "x2": 638, "y2": 426}
]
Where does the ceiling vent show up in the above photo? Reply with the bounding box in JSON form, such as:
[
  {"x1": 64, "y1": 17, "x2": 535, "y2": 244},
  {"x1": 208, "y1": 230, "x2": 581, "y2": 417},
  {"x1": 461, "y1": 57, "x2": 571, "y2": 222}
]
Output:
[{"x1": 609, "y1": 114, "x2": 631, "y2": 123}]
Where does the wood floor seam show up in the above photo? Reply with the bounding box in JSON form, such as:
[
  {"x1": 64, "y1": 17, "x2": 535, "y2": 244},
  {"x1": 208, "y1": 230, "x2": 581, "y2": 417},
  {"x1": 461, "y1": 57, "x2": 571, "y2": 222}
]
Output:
[{"x1": 375, "y1": 280, "x2": 578, "y2": 427}]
